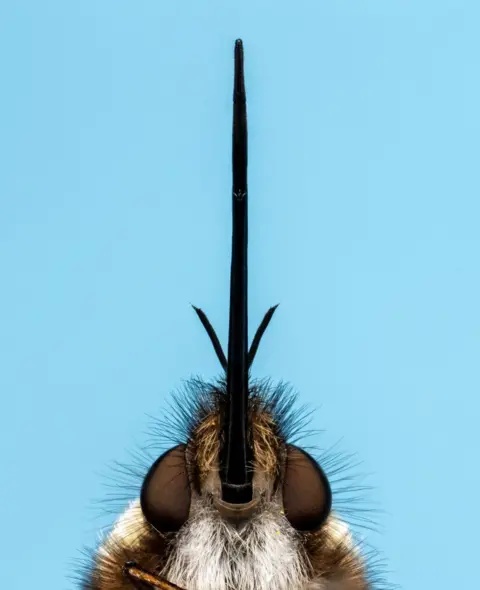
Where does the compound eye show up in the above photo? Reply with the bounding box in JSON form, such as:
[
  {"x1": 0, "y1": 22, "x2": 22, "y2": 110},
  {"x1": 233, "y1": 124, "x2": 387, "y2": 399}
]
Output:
[
  {"x1": 140, "y1": 444, "x2": 191, "y2": 533},
  {"x1": 282, "y1": 444, "x2": 332, "y2": 532}
]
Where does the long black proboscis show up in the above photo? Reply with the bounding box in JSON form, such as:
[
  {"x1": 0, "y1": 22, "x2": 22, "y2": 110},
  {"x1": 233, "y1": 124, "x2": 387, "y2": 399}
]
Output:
[
  {"x1": 221, "y1": 38, "x2": 252, "y2": 503},
  {"x1": 191, "y1": 40, "x2": 277, "y2": 502}
]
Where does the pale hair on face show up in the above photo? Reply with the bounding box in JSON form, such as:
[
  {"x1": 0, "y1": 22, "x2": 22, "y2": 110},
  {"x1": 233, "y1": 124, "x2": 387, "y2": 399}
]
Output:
[
  {"x1": 162, "y1": 498, "x2": 308, "y2": 590},
  {"x1": 94, "y1": 498, "x2": 362, "y2": 590},
  {"x1": 159, "y1": 499, "x2": 356, "y2": 590}
]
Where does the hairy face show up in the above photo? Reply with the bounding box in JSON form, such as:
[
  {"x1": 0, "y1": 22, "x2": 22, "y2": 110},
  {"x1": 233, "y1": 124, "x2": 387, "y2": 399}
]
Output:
[
  {"x1": 83, "y1": 381, "x2": 375, "y2": 590},
  {"x1": 89, "y1": 499, "x2": 365, "y2": 590},
  {"x1": 162, "y1": 500, "x2": 368, "y2": 590},
  {"x1": 162, "y1": 498, "x2": 309, "y2": 590}
]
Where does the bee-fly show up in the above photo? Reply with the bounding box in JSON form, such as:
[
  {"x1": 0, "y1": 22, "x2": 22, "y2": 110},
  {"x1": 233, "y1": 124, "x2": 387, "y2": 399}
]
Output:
[{"x1": 80, "y1": 39, "x2": 384, "y2": 590}]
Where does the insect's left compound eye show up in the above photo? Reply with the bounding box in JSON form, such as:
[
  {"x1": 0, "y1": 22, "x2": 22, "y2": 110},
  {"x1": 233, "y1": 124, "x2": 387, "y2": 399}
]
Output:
[
  {"x1": 282, "y1": 444, "x2": 332, "y2": 532},
  {"x1": 140, "y1": 444, "x2": 191, "y2": 533}
]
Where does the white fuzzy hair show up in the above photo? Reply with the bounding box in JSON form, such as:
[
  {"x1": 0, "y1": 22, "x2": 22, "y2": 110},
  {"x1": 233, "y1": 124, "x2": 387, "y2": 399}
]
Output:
[
  {"x1": 161, "y1": 498, "x2": 310, "y2": 590},
  {"x1": 101, "y1": 500, "x2": 357, "y2": 590}
]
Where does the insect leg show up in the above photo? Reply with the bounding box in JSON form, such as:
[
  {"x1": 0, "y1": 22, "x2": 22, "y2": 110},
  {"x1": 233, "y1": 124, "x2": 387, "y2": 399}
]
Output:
[{"x1": 123, "y1": 562, "x2": 187, "y2": 590}]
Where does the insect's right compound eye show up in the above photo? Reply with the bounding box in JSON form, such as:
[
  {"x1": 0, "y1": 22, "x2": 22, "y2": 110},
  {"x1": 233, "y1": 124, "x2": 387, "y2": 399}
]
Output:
[
  {"x1": 140, "y1": 444, "x2": 191, "y2": 533},
  {"x1": 282, "y1": 444, "x2": 332, "y2": 532}
]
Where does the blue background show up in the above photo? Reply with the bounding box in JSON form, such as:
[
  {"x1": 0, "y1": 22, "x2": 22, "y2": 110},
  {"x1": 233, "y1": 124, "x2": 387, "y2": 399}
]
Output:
[{"x1": 1, "y1": 2, "x2": 478, "y2": 589}]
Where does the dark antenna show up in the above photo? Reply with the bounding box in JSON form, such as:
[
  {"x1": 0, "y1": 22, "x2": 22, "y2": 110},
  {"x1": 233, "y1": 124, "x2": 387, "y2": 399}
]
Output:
[
  {"x1": 248, "y1": 304, "x2": 279, "y2": 367},
  {"x1": 192, "y1": 306, "x2": 227, "y2": 370},
  {"x1": 192, "y1": 39, "x2": 277, "y2": 503}
]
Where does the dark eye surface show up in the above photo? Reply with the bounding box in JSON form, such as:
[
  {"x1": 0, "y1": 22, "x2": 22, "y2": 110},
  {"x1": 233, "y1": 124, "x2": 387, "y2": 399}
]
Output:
[
  {"x1": 140, "y1": 444, "x2": 191, "y2": 533},
  {"x1": 282, "y1": 444, "x2": 332, "y2": 532}
]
